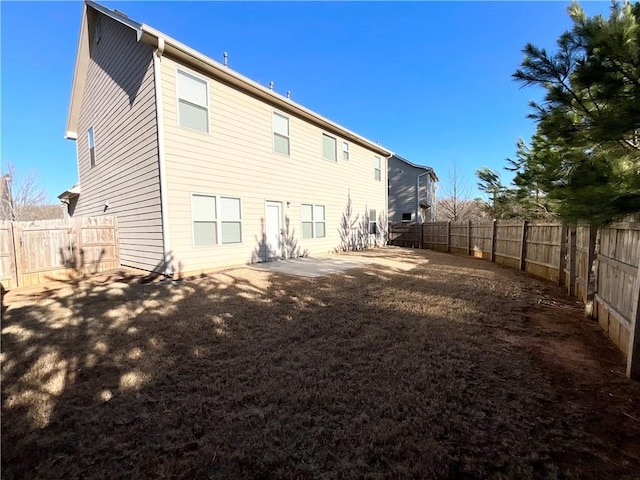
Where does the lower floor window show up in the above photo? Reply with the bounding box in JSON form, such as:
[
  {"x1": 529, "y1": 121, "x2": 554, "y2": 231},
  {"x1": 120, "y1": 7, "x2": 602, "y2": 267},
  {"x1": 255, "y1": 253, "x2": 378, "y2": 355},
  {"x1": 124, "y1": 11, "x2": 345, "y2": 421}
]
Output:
[
  {"x1": 369, "y1": 209, "x2": 377, "y2": 234},
  {"x1": 302, "y1": 204, "x2": 326, "y2": 239},
  {"x1": 192, "y1": 194, "x2": 242, "y2": 246}
]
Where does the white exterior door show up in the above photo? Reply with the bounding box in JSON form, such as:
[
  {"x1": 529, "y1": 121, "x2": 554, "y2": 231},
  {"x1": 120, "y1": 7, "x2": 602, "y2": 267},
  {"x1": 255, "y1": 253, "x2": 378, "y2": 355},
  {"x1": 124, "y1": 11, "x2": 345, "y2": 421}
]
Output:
[{"x1": 265, "y1": 201, "x2": 282, "y2": 261}]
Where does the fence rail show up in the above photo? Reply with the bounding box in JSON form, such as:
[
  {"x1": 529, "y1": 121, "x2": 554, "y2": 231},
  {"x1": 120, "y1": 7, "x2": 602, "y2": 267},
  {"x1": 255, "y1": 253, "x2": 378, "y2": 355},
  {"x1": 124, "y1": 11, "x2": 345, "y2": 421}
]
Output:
[
  {"x1": 389, "y1": 221, "x2": 640, "y2": 380},
  {"x1": 0, "y1": 216, "x2": 120, "y2": 289}
]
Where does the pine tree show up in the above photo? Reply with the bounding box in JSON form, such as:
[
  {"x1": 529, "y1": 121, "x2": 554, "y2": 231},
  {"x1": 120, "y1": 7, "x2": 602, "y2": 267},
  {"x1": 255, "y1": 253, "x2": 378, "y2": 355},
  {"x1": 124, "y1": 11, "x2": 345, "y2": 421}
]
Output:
[
  {"x1": 512, "y1": 1, "x2": 640, "y2": 225},
  {"x1": 476, "y1": 167, "x2": 519, "y2": 219}
]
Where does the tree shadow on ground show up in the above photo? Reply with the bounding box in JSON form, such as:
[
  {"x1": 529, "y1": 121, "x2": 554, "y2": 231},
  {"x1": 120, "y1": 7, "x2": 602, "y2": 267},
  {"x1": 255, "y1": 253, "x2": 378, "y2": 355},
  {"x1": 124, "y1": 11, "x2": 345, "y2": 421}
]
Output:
[{"x1": 2, "y1": 249, "x2": 640, "y2": 480}]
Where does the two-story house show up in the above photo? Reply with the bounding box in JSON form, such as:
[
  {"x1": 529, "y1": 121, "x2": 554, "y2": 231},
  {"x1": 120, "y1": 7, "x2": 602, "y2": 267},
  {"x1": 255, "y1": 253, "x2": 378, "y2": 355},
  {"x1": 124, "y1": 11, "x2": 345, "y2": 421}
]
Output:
[
  {"x1": 59, "y1": 1, "x2": 392, "y2": 275},
  {"x1": 388, "y1": 155, "x2": 438, "y2": 224}
]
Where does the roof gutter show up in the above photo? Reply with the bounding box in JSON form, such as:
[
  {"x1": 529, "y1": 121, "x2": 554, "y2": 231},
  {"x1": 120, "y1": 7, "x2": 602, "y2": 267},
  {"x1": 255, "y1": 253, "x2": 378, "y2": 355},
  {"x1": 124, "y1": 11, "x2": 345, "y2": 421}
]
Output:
[{"x1": 70, "y1": 2, "x2": 392, "y2": 157}]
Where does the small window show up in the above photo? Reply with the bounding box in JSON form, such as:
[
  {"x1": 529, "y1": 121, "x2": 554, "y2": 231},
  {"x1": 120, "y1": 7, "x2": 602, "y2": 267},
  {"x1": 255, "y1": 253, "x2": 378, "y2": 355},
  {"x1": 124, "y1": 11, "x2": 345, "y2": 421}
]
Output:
[
  {"x1": 88, "y1": 127, "x2": 96, "y2": 167},
  {"x1": 192, "y1": 194, "x2": 217, "y2": 246},
  {"x1": 369, "y1": 209, "x2": 377, "y2": 234},
  {"x1": 220, "y1": 197, "x2": 242, "y2": 244},
  {"x1": 301, "y1": 204, "x2": 313, "y2": 239},
  {"x1": 177, "y1": 69, "x2": 209, "y2": 132},
  {"x1": 322, "y1": 134, "x2": 337, "y2": 162},
  {"x1": 402, "y1": 213, "x2": 412, "y2": 222},
  {"x1": 374, "y1": 156, "x2": 382, "y2": 181},
  {"x1": 191, "y1": 194, "x2": 242, "y2": 246},
  {"x1": 301, "y1": 204, "x2": 326, "y2": 239},
  {"x1": 342, "y1": 142, "x2": 349, "y2": 160},
  {"x1": 314, "y1": 205, "x2": 326, "y2": 238},
  {"x1": 273, "y1": 112, "x2": 290, "y2": 155}
]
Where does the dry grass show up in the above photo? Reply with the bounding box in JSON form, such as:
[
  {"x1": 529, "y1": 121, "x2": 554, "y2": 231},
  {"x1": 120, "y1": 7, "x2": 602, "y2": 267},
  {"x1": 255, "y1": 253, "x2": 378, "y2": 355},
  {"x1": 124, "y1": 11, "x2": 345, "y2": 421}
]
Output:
[{"x1": 2, "y1": 248, "x2": 640, "y2": 479}]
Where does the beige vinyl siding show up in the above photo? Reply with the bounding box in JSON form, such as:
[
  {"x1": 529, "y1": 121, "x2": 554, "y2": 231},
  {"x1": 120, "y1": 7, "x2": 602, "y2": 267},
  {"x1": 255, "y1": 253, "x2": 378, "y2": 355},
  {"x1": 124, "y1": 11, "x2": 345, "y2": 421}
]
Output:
[
  {"x1": 73, "y1": 11, "x2": 164, "y2": 272},
  {"x1": 159, "y1": 57, "x2": 387, "y2": 274}
]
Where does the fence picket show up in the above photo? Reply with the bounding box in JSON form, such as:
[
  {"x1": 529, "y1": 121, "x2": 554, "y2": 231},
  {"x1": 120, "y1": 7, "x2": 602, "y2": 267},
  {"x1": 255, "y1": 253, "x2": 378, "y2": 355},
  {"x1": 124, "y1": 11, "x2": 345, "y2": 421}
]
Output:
[
  {"x1": 0, "y1": 216, "x2": 119, "y2": 289},
  {"x1": 389, "y1": 220, "x2": 640, "y2": 380}
]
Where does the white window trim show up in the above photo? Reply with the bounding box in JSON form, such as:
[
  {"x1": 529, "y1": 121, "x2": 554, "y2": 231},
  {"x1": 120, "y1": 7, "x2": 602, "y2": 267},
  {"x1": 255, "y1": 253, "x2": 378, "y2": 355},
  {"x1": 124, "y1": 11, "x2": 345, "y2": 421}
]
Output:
[
  {"x1": 322, "y1": 133, "x2": 337, "y2": 162},
  {"x1": 374, "y1": 156, "x2": 382, "y2": 181},
  {"x1": 272, "y1": 110, "x2": 291, "y2": 156},
  {"x1": 369, "y1": 209, "x2": 378, "y2": 235},
  {"x1": 88, "y1": 127, "x2": 96, "y2": 168},
  {"x1": 301, "y1": 203, "x2": 326, "y2": 239},
  {"x1": 175, "y1": 66, "x2": 210, "y2": 134},
  {"x1": 190, "y1": 193, "x2": 243, "y2": 247},
  {"x1": 342, "y1": 141, "x2": 349, "y2": 160}
]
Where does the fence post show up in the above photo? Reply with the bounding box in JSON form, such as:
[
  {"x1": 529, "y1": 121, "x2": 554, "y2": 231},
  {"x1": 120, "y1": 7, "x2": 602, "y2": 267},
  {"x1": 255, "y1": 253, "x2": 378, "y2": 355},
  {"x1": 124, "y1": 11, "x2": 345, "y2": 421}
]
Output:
[
  {"x1": 586, "y1": 226, "x2": 597, "y2": 302},
  {"x1": 568, "y1": 226, "x2": 577, "y2": 297},
  {"x1": 74, "y1": 218, "x2": 85, "y2": 276},
  {"x1": 446, "y1": 221, "x2": 451, "y2": 253},
  {"x1": 467, "y1": 220, "x2": 471, "y2": 256},
  {"x1": 421, "y1": 223, "x2": 424, "y2": 249},
  {"x1": 627, "y1": 259, "x2": 640, "y2": 379},
  {"x1": 519, "y1": 220, "x2": 528, "y2": 271},
  {"x1": 558, "y1": 224, "x2": 567, "y2": 286},
  {"x1": 490, "y1": 219, "x2": 497, "y2": 262},
  {"x1": 9, "y1": 222, "x2": 21, "y2": 288},
  {"x1": 113, "y1": 216, "x2": 121, "y2": 268},
  {"x1": 588, "y1": 228, "x2": 600, "y2": 320}
]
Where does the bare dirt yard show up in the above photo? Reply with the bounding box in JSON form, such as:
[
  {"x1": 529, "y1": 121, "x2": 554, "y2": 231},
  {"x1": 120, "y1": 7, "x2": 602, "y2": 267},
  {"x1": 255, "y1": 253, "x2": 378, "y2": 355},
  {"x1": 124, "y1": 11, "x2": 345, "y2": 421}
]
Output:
[{"x1": 2, "y1": 248, "x2": 640, "y2": 479}]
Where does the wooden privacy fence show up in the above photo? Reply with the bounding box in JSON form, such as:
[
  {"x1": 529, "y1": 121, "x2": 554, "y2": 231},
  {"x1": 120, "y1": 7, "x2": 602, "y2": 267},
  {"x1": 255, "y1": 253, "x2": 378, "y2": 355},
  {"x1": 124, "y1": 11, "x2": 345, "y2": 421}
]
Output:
[
  {"x1": 389, "y1": 221, "x2": 640, "y2": 380},
  {"x1": 0, "y1": 216, "x2": 120, "y2": 289}
]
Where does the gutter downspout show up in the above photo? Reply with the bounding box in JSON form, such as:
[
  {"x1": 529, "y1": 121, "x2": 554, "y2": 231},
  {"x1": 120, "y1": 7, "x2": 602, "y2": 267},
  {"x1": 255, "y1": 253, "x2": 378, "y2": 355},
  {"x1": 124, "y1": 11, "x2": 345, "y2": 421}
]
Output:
[
  {"x1": 385, "y1": 154, "x2": 392, "y2": 236},
  {"x1": 153, "y1": 37, "x2": 173, "y2": 276}
]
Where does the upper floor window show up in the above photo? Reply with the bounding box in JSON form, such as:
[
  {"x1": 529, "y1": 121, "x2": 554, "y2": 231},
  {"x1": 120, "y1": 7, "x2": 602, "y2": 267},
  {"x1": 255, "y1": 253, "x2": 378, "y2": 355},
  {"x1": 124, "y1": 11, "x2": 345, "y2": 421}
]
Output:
[
  {"x1": 322, "y1": 134, "x2": 337, "y2": 162},
  {"x1": 88, "y1": 127, "x2": 96, "y2": 167},
  {"x1": 273, "y1": 112, "x2": 290, "y2": 155},
  {"x1": 342, "y1": 142, "x2": 349, "y2": 160},
  {"x1": 301, "y1": 204, "x2": 326, "y2": 239},
  {"x1": 177, "y1": 69, "x2": 209, "y2": 133},
  {"x1": 374, "y1": 156, "x2": 382, "y2": 181}
]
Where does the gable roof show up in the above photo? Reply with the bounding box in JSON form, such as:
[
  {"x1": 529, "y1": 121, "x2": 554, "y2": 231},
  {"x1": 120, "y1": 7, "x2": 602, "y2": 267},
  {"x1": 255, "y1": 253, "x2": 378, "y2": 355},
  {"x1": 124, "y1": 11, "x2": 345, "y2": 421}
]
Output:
[
  {"x1": 390, "y1": 154, "x2": 439, "y2": 181},
  {"x1": 66, "y1": 1, "x2": 393, "y2": 158}
]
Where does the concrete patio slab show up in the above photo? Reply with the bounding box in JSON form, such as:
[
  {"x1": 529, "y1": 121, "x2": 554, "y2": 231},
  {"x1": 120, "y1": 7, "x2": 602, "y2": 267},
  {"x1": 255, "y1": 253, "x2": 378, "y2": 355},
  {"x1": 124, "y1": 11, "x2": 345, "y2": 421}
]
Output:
[{"x1": 250, "y1": 256, "x2": 373, "y2": 277}]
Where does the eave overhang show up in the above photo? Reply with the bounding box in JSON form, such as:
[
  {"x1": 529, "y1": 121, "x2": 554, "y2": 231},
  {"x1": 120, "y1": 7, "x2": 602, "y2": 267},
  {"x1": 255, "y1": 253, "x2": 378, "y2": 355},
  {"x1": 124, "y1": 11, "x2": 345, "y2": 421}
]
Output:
[
  {"x1": 66, "y1": 2, "x2": 393, "y2": 158},
  {"x1": 58, "y1": 184, "x2": 81, "y2": 200}
]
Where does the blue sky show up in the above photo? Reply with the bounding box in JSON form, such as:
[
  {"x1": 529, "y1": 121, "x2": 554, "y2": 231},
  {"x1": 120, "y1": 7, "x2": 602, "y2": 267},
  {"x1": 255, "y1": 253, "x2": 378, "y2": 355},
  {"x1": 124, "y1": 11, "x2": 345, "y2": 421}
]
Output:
[{"x1": 1, "y1": 1, "x2": 611, "y2": 203}]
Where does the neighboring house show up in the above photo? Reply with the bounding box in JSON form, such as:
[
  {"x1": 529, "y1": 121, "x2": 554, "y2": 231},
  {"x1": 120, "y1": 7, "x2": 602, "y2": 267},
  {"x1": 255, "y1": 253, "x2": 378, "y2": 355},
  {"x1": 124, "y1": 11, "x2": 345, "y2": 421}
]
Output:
[
  {"x1": 60, "y1": 1, "x2": 392, "y2": 275},
  {"x1": 14, "y1": 205, "x2": 66, "y2": 222},
  {"x1": 388, "y1": 155, "x2": 438, "y2": 224}
]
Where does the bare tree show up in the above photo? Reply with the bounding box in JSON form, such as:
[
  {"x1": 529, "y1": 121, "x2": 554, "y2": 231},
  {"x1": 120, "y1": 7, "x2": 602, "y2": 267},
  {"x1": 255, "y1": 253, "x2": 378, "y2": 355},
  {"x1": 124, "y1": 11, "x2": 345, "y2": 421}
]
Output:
[
  {"x1": 1, "y1": 162, "x2": 49, "y2": 221},
  {"x1": 436, "y1": 161, "x2": 475, "y2": 222},
  {"x1": 376, "y1": 210, "x2": 389, "y2": 246},
  {"x1": 337, "y1": 191, "x2": 359, "y2": 252}
]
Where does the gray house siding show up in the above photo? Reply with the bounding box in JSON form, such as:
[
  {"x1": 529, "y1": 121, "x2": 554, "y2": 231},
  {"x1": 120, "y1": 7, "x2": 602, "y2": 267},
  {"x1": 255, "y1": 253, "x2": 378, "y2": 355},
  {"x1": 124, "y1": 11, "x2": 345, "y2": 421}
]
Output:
[
  {"x1": 388, "y1": 155, "x2": 436, "y2": 224},
  {"x1": 72, "y1": 9, "x2": 164, "y2": 271}
]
